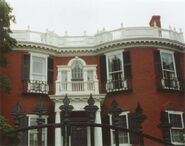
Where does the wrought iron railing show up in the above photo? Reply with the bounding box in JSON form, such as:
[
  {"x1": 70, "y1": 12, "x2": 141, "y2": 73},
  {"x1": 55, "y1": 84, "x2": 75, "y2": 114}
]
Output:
[
  {"x1": 106, "y1": 79, "x2": 131, "y2": 93},
  {"x1": 159, "y1": 77, "x2": 183, "y2": 91},
  {"x1": 23, "y1": 80, "x2": 49, "y2": 94},
  {"x1": 1, "y1": 95, "x2": 177, "y2": 146}
]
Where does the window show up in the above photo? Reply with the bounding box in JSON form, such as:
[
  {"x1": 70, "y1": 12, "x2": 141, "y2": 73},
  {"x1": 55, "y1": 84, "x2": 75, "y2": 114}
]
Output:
[
  {"x1": 31, "y1": 54, "x2": 48, "y2": 81},
  {"x1": 110, "y1": 112, "x2": 130, "y2": 146},
  {"x1": 28, "y1": 115, "x2": 48, "y2": 146},
  {"x1": 56, "y1": 57, "x2": 99, "y2": 94},
  {"x1": 167, "y1": 111, "x2": 185, "y2": 145},
  {"x1": 22, "y1": 53, "x2": 53, "y2": 94},
  {"x1": 106, "y1": 51, "x2": 130, "y2": 92},
  {"x1": 71, "y1": 60, "x2": 83, "y2": 81},
  {"x1": 160, "y1": 51, "x2": 179, "y2": 90}
]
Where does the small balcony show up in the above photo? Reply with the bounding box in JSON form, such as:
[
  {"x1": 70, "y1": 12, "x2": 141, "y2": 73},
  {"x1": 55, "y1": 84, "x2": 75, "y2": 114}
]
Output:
[
  {"x1": 106, "y1": 79, "x2": 131, "y2": 93},
  {"x1": 23, "y1": 80, "x2": 49, "y2": 94},
  {"x1": 55, "y1": 80, "x2": 99, "y2": 95}
]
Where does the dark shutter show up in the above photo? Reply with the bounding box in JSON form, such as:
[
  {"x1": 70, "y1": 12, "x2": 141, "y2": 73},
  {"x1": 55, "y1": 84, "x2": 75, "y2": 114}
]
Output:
[
  {"x1": 183, "y1": 113, "x2": 185, "y2": 128},
  {"x1": 128, "y1": 113, "x2": 140, "y2": 144},
  {"x1": 100, "y1": 55, "x2": 107, "y2": 84},
  {"x1": 22, "y1": 54, "x2": 30, "y2": 81},
  {"x1": 48, "y1": 57, "x2": 54, "y2": 83},
  {"x1": 123, "y1": 51, "x2": 131, "y2": 79},
  {"x1": 159, "y1": 111, "x2": 172, "y2": 145},
  {"x1": 154, "y1": 50, "x2": 162, "y2": 78},
  {"x1": 174, "y1": 52, "x2": 182, "y2": 80}
]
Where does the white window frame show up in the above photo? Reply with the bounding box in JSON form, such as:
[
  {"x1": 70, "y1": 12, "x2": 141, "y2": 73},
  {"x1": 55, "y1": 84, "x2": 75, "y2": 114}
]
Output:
[
  {"x1": 27, "y1": 114, "x2": 48, "y2": 146},
  {"x1": 30, "y1": 53, "x2": 48, "y2": 82},
  {"x1": 105, "y1": 51, "x2": 127, "y2": 92},
  {"x1": 159, "y1": 50, "x2": 180, "y2": 90},
  {"x1": 106, "y1": 51, "x2": 124, "y2": 81},
  {"x1": 109, "y1": 111, "x2": 131, "y2": 146},
  {"x1": 166, "y1": 110, "x2": 185, "y2": 145}
]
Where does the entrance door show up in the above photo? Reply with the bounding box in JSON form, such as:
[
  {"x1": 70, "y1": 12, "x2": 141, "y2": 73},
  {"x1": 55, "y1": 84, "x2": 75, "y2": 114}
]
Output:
[{"x1": 71, "y1": 126, "x2": 87, "y2": 146}]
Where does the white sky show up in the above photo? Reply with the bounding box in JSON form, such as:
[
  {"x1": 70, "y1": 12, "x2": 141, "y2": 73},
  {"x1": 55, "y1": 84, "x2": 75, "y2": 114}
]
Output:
[{"x1": 6, "y1": 0, "x2": 185, "y2": 36}]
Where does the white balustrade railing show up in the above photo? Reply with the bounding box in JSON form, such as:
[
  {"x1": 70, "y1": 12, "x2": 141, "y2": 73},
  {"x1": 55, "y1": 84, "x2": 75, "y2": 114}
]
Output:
[
  {"x1": 56, "y1": 80, "x2": 99, "y2": 95},
  {"x1": 11, "y1": 27, "x2": 184, "y2": 47}
]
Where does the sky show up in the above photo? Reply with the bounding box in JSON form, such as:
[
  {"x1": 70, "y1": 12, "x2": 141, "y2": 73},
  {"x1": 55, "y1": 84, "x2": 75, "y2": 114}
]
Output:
[{"x1": 6, "y1": 0, "x2": 185, "y2": 36}]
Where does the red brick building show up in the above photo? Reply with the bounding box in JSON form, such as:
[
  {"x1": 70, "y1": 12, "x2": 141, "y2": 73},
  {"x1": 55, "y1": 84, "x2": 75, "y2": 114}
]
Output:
[{"x1": 1, "y1": 16, "x2": 185, "y2": 146}]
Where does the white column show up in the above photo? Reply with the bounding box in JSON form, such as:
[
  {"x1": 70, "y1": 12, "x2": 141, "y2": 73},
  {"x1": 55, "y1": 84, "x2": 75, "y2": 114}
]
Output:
[
  {"x1": 67, "y1": 70, "x2": 71, "y2": 91},
  {"x1": 84, "y1": 70, "x2": 88, "y2": 91},
  {"x1": 87, "y1": 127, "x2": 91, "y2": 146},
  {"x1": 55, "y1": 111, "x2": 62, "y2": 146},
  {"x1": 94, "y1": 110, "x2": 103, "y2": 146}
]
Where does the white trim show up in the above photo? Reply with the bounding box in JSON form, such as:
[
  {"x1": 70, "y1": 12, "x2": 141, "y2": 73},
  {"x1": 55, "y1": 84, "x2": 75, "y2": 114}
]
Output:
[
  {"x1": 56, "y1": 57, "x2": 99, "y2": 95},
  {"x1": 68, "y1": 56, "x2": 86, "y2": 66}
]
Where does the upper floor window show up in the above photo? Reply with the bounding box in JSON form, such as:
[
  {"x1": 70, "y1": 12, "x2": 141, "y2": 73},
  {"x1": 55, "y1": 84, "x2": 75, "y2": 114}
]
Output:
[
  {"x1": 22, "y1": 53, "x2": 54, "y2": 94},
  {"x1": 71, "y1": 60, "x2": 83, "y2": 81},
  {"x1": 102, "y1": 51, "x2": 131, "y2": 93},
  {"x1": 56, "y1": 57, "x2": 99, "y2": 95},
  {"x1": 154, "y1": 50, "x2": 182, "y2": 91},
  {"x1": 31, "y1": 54, "x2": 47, "y2": 81},
  {"x1": 160, "y1": 51, "x2": 179, "y2": 90},
  {"x1": 167, "y1": 111, "x2": 185, "y2": 145}
]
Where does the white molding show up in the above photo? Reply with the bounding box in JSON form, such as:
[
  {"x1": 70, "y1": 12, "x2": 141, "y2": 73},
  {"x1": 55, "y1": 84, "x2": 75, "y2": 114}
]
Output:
[
  {"x1": 13, "y1": 37, "x2": 185, "y2": 57},
  {"x1": 68, "y1": 56, "x2": 86, "y2": 66}
]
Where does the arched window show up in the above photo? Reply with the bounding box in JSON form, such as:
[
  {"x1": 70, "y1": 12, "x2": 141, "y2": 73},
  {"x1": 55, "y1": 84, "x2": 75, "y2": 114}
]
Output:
[{"x1": 71, "y1": 60, "x2": 83, "y2": 81}]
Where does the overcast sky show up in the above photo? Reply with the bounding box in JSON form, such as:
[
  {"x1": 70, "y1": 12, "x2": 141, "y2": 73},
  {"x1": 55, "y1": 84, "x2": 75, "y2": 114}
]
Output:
[{"x1": 6, "y1": 0, "x2": 185, "y2": 36}]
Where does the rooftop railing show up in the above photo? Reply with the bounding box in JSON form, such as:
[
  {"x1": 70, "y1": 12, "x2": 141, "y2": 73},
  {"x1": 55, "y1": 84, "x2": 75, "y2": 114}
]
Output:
[{"x1": 11, "y1": 27, "x2": 184, "y2": 47}]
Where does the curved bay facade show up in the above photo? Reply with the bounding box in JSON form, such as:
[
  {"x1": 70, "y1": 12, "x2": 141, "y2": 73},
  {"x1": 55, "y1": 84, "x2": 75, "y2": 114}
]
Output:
[{"x1": 1, "y1": 16, "x2": 185, "y2": 146}]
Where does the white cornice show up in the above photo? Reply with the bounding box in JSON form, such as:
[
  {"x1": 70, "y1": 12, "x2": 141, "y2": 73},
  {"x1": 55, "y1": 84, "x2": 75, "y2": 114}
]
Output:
[{"x1": 13, "y1": 37, "x2": 185, "y2": 56}]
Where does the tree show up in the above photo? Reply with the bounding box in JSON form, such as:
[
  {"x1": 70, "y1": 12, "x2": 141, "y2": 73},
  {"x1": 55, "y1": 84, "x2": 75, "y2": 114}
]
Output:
[{"x1": 0, "y1": 0, "x2": 16, "y2": 93}]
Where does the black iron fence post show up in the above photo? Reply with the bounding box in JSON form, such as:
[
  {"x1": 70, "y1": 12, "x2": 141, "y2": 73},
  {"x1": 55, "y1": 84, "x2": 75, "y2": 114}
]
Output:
[
  {"x1": 133, "y1": 102, "x2": 146, "y2": 146},
  {"x1": 109, "y1": 99, "x2": 123, "y2": 146},
  {"x1": 34, "y1": 96, "x2": 48, "y2": 146},
  {"x1": 11, "y1": 102, "x2": 25, "y2": 146},
  {"x1": 84, "y1": 94, "x2": 99, "y2": 146},
  {"x1": 59, "y1": 94, "x2": 73, "y2": 146}
]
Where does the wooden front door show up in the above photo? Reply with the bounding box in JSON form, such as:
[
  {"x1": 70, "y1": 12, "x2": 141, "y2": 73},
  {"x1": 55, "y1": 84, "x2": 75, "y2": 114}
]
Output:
[{"x1": 71, "y1": 126, "x2": 87, "y2": 146}]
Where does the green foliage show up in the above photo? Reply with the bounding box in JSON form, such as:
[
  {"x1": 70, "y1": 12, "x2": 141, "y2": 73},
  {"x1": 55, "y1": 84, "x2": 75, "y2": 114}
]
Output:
[
  {"x1": 0, "y1": 75, "x2": 11, "y2": 92},
  {"x1": 0, "y1": 115, "x2": 13, "y2": 132},
  {"x1": 0, "y1": 0, "x2": 17, "y2": 67}
]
